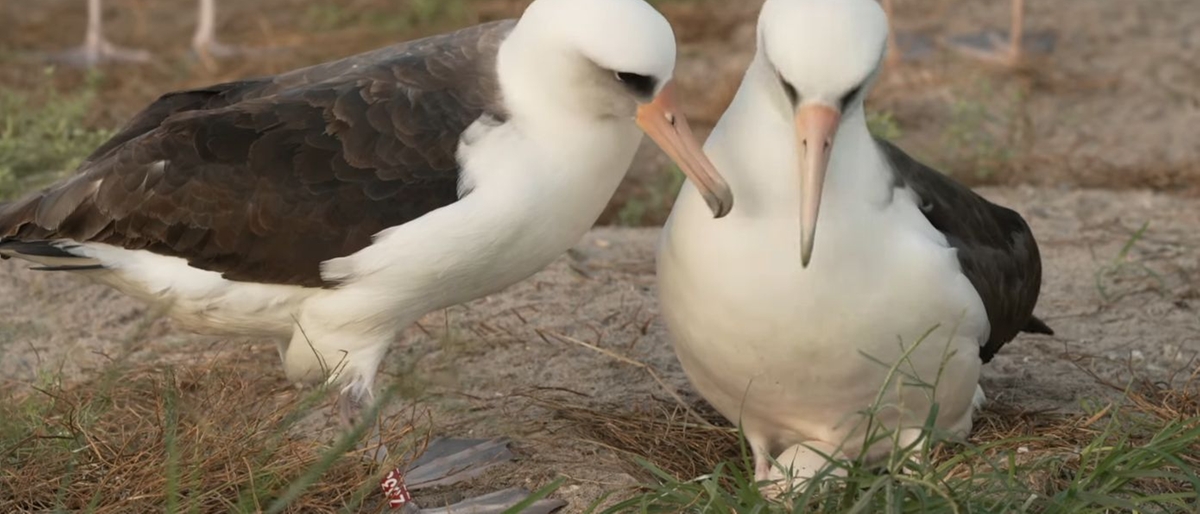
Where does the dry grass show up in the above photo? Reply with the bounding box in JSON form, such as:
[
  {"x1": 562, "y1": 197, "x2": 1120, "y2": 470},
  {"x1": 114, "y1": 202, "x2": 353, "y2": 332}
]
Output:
[
  {"x1": 0, "y1": 356, "x2": 432, "y2": 513},
  {"x1": 538, "y1": 395, "x2": 739, "y2": 482},
  {"x1": 544, "y1": 368, "x2": 1200, "y2": 512}
]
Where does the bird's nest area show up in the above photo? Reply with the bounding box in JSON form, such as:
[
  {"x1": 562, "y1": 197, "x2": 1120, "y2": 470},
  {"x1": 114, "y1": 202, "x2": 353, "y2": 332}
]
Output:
[
  {"x1": 0, "y1": 355, "x2": 435, "y2": 513},
  {"x1": 2, "y1": 351, "x2": 1199, "y2": 511},
  {"x1": 539, "y1": 367, "x2": 1200, "y2": 503}
]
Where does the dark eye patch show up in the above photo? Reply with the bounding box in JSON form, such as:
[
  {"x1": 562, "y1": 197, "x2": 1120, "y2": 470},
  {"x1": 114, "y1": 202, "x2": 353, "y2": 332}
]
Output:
[
  {"x1": 780, "y1": 78, "x2": 799, "y2": 106},
  {"x1": 615, "y1": 72, "x2": 657, "y2": 98},
  {"x1": 839, "y1": 85, "x2": 863, "y2": 111}
]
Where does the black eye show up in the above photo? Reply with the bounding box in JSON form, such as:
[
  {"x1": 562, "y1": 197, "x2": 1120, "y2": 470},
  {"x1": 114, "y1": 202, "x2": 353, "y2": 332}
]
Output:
[
  {"x1": 780, "y1": 78, "x2": 799, "y2": 106},
  {"x1": 839, "y1": 85, "x2": 863, "y2": 111},
  {"x1": 615, "y1": 72, "x2": 656, "y2": 97}
]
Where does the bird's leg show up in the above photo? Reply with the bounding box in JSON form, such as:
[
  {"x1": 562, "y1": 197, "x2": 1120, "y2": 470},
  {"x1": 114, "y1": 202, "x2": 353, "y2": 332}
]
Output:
[
  {"x1": 759, "y1": 441, "x2": 845, "y2": 499},
  {"x1": 274, "y1": 338, "x2": 289, "y2": 364},
  {"x1": 192, "y1": 0, "x2": 227, "y2": 70},
  {"x1": 944, "y1": 0, "x2": 1050, "y2": 68},
  {"x1": 893, "y1": 428, "x2": 929, "y2": 474},
  {"x1": 192, "y1": 0, "x2": 269, "y2": 71},
  {"x1": 336, "y1": 386, "x2": 390, "y2": 463},
  {"x1": 41, "y1": 0, "x2": 152, "y2": 68},
  {"x1": 751, "y1": 442, "x2": 773, "y2": 482},
  {"x1": 1007, "y1": 0, "x2": 1024, "y2": 64}
]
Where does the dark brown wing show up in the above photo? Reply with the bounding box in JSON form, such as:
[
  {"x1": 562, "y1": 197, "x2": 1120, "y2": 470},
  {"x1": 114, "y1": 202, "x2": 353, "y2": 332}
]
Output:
[
  {"x1": 877, "y1": 137, "x2": 1052, "y2": 363},
  {"x1": 0, "y1": 20, "x2": 515, "y2": 288}
]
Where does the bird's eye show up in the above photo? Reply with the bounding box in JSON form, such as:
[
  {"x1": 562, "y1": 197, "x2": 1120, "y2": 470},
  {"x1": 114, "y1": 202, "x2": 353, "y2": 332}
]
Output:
[
  {"x1": 780, "y1": 78, "x2": 799, "y2": 106},
  {"x1": 839, "y1": 85, "x2": 863, "y2": 111},
  {"x1": 615, "y1": 72, "x2": 656, "y2": 97}
]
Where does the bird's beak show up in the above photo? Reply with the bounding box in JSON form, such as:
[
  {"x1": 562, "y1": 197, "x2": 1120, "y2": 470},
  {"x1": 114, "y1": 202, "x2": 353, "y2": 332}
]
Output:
[
  {"x1": 796, "y1": 104, "x2": 840, "y2": 268},
  {"x1": 637, "y1": 82, "x2": 733, "y2": 218}
]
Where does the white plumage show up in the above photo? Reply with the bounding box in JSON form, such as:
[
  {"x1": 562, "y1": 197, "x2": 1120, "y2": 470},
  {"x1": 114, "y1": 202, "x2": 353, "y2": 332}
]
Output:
[
  {"x1": 659, "y1": 0, "x2": 1047, "y2": 486},
  {"x1": 3, "y1": 0, "x2": 731, "y2": 439}
]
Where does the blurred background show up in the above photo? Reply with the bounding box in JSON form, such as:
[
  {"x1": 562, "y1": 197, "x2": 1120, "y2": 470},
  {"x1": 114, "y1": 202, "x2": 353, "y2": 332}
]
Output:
[{"x1": 1, "y1": 0, "x2": 1197, "y2": 226}]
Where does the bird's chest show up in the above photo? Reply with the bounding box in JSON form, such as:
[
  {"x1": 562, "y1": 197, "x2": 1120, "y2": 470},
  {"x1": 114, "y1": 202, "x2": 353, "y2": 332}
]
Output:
[
  {"x1": 392, "y1": 121, "x2": 639, "y2": 304},
  {"x1": 658, "y1": 197, "x2": 987, "y2": 430}
]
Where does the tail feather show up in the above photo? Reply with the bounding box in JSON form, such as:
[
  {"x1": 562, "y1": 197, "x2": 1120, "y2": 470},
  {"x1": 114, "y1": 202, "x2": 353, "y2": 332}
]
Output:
[
  {"x1": 1022, "y1": 315, "x2": 1054, "y2": 336},
  {"x1": 0, "y1": 239, "x2": 103, "y2": 270},
  {"x1": 0, "y1": 239, "x2": 78, "y2": 259}
]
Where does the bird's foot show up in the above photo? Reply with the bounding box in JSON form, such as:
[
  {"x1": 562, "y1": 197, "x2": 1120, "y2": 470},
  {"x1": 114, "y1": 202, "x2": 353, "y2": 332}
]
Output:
[
  {"x1": 37, "y1": 39, "x2": 153, "y2": 68},
  {"x1": 886, "y1": 32, "x2": 937, "y2": 68},
  {"x1": 337, "y1": 389, "x2": 390, "y2": 463},
  {"x1": 758, "y1": 441, "x2": 845, "y2": 500},
  {"x1": 944, "y1": 29, "x2": 1057, "y2": 67}
]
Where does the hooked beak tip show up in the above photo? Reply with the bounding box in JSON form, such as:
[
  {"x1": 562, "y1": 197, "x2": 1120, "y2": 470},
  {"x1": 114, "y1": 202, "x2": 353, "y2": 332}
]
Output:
[
  {"x1": 709, "y1": 190, "x2": 734, "y2": 219},
  {"x1": 637, "y1": 82, "x2": 734, "y2": 219}
]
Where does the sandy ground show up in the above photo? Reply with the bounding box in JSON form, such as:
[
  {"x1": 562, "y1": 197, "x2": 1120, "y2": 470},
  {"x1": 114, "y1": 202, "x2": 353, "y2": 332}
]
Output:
[
  {"x1": 1, "y1": 0, "x2": 1199, "y2": 509},
  {"x1": 2, "y1": 0, "x2": 1199, "y2": 226},
  {"x1": 2, "y1": 186, "x2": 1197, "y2": 509}
]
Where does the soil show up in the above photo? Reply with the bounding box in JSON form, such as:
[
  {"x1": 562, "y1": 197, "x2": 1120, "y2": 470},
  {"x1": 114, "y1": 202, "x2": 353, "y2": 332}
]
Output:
[
  {"x1": 1, "y1": 0, "x2": 1199, "y2": 511},
  {"x1": 2, "y1": 0, "x2": 1198, "y2": 222},
  {"x1": 2, "y1": 187, "x2": 1198, "y2": 509}
]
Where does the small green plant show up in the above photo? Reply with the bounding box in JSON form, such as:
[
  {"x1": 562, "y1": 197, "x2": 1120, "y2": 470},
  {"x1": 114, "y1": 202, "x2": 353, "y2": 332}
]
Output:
[
  {"x1": 867, "y1": 109, "x2": 903, "y2": 141},
  {"x1": 942, "y1": 97, "x2": 1013, "y2": 180},
  {"x1": 598, "y1": 396, "x2": 1200, "y2": 513},
  {"x1": 303, "y1": 0, "x2": 469, "y2": 34},
  {"x1": 939, "y1": 80, "x2": 1031, "y2": 181},
  {"x1": 0, "y1": 69, "x2": 112, "y2": 199},
  {"x1": 580, "y1": 325, "x2": 1200, "y2": 513},
  {"x1": 1093, "y1": 221, "x2": 1166, "y2": 303},
  {"x1": 408, "y1": 0, "x2": 468, "y2": 27},
  {"x1": 302, "y1": 3, "x2": 359, "y2": 31}
]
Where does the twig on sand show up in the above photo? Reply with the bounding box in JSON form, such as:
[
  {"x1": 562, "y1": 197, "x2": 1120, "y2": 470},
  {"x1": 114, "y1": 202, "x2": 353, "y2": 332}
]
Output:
[{"x1": 540, "y1": 330, "x2": 714, "y2": 428}]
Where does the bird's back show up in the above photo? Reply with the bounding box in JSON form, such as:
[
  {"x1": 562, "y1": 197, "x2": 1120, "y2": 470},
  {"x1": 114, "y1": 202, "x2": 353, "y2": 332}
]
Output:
[{"x1": 0, "y1": 20, "x2": 517, "y2": 288}]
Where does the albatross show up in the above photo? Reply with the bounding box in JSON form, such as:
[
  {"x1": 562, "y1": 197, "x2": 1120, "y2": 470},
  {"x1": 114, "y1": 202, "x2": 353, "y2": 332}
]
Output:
[
  {"x1": 44, "y1": 0, "x2": 248, "y2": 68},
  {"x1": 657, "y1": 0, "x2": 1050, "y2": 485},
  {"x1": 2, "y1": 0, "x2": 731, "y2": 501},
  {"x1": 881, "y1": 0, "x2": 1054, "y2": 68}
]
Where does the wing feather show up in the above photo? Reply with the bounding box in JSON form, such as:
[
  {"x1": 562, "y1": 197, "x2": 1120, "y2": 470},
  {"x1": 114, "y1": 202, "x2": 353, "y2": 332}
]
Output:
[
  {"x1": 0, "y1": 20, "x2": 515, "y2": 288},
  {"x1": 877, "y1": 137, "x2": 1051, "y2": 363}
]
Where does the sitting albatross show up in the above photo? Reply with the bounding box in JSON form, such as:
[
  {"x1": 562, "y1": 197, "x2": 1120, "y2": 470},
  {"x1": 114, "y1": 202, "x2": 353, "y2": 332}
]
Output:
[
  {"x1": 2, "y1": 0, "x2": 731, "y2": 502},
  {"x1": 657, "y1": 0, "x2": 1049, "y2": 485}
]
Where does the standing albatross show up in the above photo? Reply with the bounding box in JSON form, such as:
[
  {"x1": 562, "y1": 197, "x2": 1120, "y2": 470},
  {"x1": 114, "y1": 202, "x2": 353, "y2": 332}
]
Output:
[
  {"x1": 658, "y1": 0, "x2": 1049, "y2": 485},
  {"x1": 43, "y1": 0, "x2": 248, "y2": 69},
  {"x1": 1, "y1": 0, "x2": 732, "y2": 497}
]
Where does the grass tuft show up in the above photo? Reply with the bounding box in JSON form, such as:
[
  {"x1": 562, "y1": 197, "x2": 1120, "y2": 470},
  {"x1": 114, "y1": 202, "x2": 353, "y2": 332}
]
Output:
[
  {"x1": 0, "y1": 68, "x2": 112, "y2": 199},
  {"x1": 0, "y1": 355, "x2": 432, "y2": 513},
  {"x1": 548, "y1": 372, "x2": 1200, "y2": 513}
]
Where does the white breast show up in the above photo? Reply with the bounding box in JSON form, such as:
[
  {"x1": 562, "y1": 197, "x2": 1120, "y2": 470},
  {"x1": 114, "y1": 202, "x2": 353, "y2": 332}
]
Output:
[
  {"x1": 308, "y1": 115, "x2": 643, "y2": 330},
  {"x1": 657, "y1": 101, "x2": 990, "y2": 459}
]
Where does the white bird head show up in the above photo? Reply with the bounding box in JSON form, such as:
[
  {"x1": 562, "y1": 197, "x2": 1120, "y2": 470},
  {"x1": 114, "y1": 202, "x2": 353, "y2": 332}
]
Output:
[
  {"x1": 506, "y1": 0, "x2": 733, "y2": 217},
  {"x1": 756, "y1": 0, "x2": 890, "y2": 265}
]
